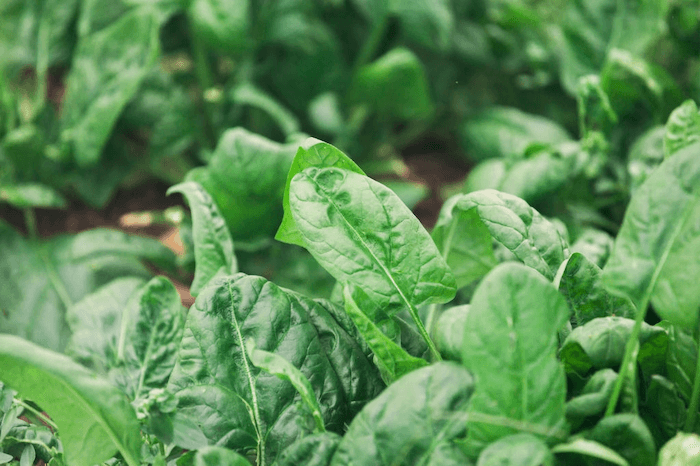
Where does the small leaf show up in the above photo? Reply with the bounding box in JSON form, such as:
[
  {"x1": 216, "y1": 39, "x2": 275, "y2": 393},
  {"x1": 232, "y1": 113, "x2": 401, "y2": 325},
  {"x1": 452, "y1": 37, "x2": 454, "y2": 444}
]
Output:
[
  {"x1": 0, "y1": 184, "x2": 67, "y2": 209},
  {"x1": 191, "y1": 446, "x2": 252, "y2": 466},
  {"x1": 664, "y1": 99, "x2": 700, "y2": 157},
  {"x1": 476, "y1": 433, "x2": 553, "y2": 466},
  {"x1": 587, "y1": 414, "x2": 656, "y2": 466},
  {"x1": 552, "y1": 438, "x2": 629, "y2": 466},
  {"x1": 0, "y1": 335, "x2": 141, "y2": 466}
]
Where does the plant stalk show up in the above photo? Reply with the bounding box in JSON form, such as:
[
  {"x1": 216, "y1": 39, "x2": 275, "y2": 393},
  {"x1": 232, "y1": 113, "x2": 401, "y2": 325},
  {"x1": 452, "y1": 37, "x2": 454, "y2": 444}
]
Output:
[
  {"x1": 188, "y1": 19, "x2": 216, "y2": 150},
  {"x1": 351, "y1": 14, "x2": 389, "y2": 76}
]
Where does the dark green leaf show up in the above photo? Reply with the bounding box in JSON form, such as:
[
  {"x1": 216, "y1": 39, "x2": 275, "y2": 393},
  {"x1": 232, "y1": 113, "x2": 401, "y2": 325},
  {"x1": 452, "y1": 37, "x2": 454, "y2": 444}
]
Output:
[
  {"x1": 168, "y1": 182, "x2": 237, "y2": 296},
  {"x1": 640, "y1": 375, "x2": 685, "y2": 445},
  {"x1": 330, "y1": 362, "x2": 474, "y2": 466},
  {"x1": 187, "y1": 0, "x2": 249, "y2": 53},
  {"x1": 476, "y1": 433, "x2": 553, "y2": 466},
  {"x1": 587, "y1": 414, "x2": 656, "y2": 466},
  {"x1": 167, "y1": 274, "x2": 383, "y2": 464},
  {"x1": 191, "y1": 446, "x2": 252, "y2": 466},
  {"x1": 566, "y1": 368, "x2": 618, "y2": 428},
  {"x1": 664, "y1": 99, "x2": 700, "y2": 157},
  {"x1": 349, "y1": 48, "x2": 434, "y2": 121},
  {"x1": 559, "y1": 317, "x2": 668, "y2": 377},
  {"x1": 602, "y1": 142, "x2": 700, "y2": 328},
  {"x1": 557, "y1": 253, "x2": 635, "y2": 326},
  {"x1": 462, "y1": 263, "x2": 570, "y2": 453},
  {"x1": 657, "y1": 321, "x2": 697, "y2": 403},
  {"x1": 0, "y1": 335, "x2": 141, "y2": 466},
  {"x1": 274, "y1": 432, "x2": 340, "y2": 466},
  {"x1": 60, "y1": 9, "x2": 159, "y2": 167},
  {"x1": 185, "y1": 128, "x2": 296, "y2": 242}
]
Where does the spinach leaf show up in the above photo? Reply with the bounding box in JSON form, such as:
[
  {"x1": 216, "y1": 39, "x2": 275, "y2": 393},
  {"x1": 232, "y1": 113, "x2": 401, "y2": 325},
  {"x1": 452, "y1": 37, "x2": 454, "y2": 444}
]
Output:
[
  {"x1": 557, "y1": 253, "x2": 635, "y2": 327},
  {"x1": 569, "y1": 228, "x2": 614, "y2": 268},
  {"x1": 658, "y1": 432, "x2": 700, "y2": 465},
  {"x1": 587, "y1": 414, "x2": 656, "y2": 466},
  {"x1": 167, "y1": 274, "x2": 383, "y2": 465},
  {"x1": 559, "y1": 317, "x2": 668, "y2": 377},
  {"x1": 566, "y1": 368, "x2": 618, "y2": 429},
  {"x1": 476, "y1": 433, "x2": 553, "y2": 466},
  {"x1": 60, "y1": 8, "x2": 159, "y2": 167},
  {"x1": 275, "y1": 432, "x2": 341, "y2": 466},
  {"x1": 0, "y1": 183, "x2": 67, "y2": 210},
  {"x1": 640, "y1": 375, "x2": 686, "y2": 446},
  {"x1": 187, "y1": 0, "x2": 249, "y2": 54},
  {"x1": 168, "y1": 181, "x2": 237, "y2": 296},
  {"x1": 664, "y1": 99, "x2": 700, "y2": 157},
  {"x1": 0, "y1": 335, "x2": 141, "y2": 466},
  {"x1": 288, "y1": 166, "x2": 456, "y2": 358},
  {"x1": 330, "y1": 362, "x2": 474, "y2": 466},
  {"x1": 230, "y1": 83, "x2": 300, "y2": 138},
  {"x1": 462, "y1": 263, "x2": 570, "y2": 455},
  {"x1": 602, "y1": 141, "x2": 700, "y2": 328},
  {"x1": 552, "y1": 438, "x2": 629, "y2": 465},
  {"x1": 185, "y1": 128, "x2": 297, "y2": 242},
  {"x1": 186, "y1": 446, "x2": 253, "y2": 466},
  {"x1": 657, "y1": 321, "x2": 697, "y2": 403},
  {"x1": 441, "y1": 190, "x2": 568, "y2": 280},
  {"x1": 434, "y1": 304, "x2": 469, "y2": 363},
  {"x1": 627, "y1": 126, "x2": 665, "y2": 194}
]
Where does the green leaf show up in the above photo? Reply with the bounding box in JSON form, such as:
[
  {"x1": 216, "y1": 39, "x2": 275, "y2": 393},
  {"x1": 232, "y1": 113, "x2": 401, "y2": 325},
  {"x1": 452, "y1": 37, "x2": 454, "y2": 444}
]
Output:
[
  {"x1": 167, "y1": 182, "x2": 237, "y2": 296},
  {"x1": 587, "y1": 414, "x2": 656, "y2": 466},
  {"x1": 343, "y1": 286, "x2": 428, "y2": 384},
  {"x1": 657, "y1": 321, "x2": 697, "y2": 403},
  {"x1": 187, "y1": 0, "x2": 249, "y2": 54},
  {"x1": 565, "y1": 369, "x2": 618, "y2": 428},
  {"x1": 330, "y1": 362, "x2": 474, "y2": 466},
  {"x1": 434, "y1": 304, "x2": 469, "y2": 363},
  {"x1": 431, "y1": 197, "x2": 497, "y2": 288},
  {"x1": 0, "y1": 222, "x2": 159, "y2": 351},
  {"x1": 380, "y1": 180, "x2": 429, "y2": 211},
  {"x1": 601, "y1": 142, "x2": 700, "y2": 328},
  {"x1": 0, "y1": 335, "x2": 141, "y2": 466},
  {"x1": 245, "y1": 339, "x2": 325, "y2": 432},
  {"x1": 0, "y1": 184, "x2": 67, "y2": 209},
  {"x1": 275, "y1": 432, "x2": 340, "y2": 466},
  {"x1": 628, "y1": 126, "x2": 666, "y2": 194},
  {"x1": 190, "y1": 446, "x2": 252, "y2": 466},
  {"x1": 462, "y1": 263, "x2": 569, "y2": 453},
  {"x1": 60, "y1": 9, "x2": 159, "y2": 167},
  {"x1": 559, "y1": 317, "x2": 668, "y2": 377},
  {"x1": 557, "y1": 253, "x2": 635, "y2": 326},
  {"x1": 664, "y1": 99, "x2": 700, "y2": 158},
  {"x1": 167, "y1": 274, "x2": 383, "y2": 464},
  {"x1": 569, "y1": 228, "x2": 614, "y2": 268},
  {"x1": 349, "y1": 47, "x2": 434, "y2": 121},
  {"x1": 552, "y1": 438, "x2": 629, "y2": 465},
  {"x1": 185, "y1": 128, "x2": 296, "y2": 242},
  {"x1": 640, "y1": 375, "x2": 685, "y2": 445},
  {"x1": 459, "y1": 107, "x2": 571, "y2": 162},
  {"x1": 289, "y1": 166, "x2": 455, "y2": 313},
  {"x1": 231, "y1": 83, "x2": 300, "y2": 137},
  {"x1": 65, "y1": 277, "x2": 147, "y2": 373},
  {"x1": 476, "y1": 433, "x2": 553, "y2": 466},
  {"x1": 658, "y1": 432, "x2": 700, "y2": 465},
  {"x1": 276, "y1": 138, "x2": 364, "y2": 247},
  {"x1": 442, "y1": 190, "x2": 568, "y2": 280}
]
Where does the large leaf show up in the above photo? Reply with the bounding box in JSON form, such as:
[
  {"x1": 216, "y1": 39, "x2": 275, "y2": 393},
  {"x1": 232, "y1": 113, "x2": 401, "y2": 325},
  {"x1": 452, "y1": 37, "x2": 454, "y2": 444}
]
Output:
[
  {"x1": 275, "y1": 432, "x2": 341, "y2": 466},
  {"x1": 288, "y1": 166, "x2": 456, "y2": 315},
  {"x1": 601, "y1": 142, "x2": 700, "y2": 328},
  {"x1": 167, "y1": 274, "x2": 384, "y2": 465},
  {"x1": 60, "y1": 8, "x2": 159, "y2": 167},
  {"x1": 0, "y1": 222, "x2": 166, "y2": 351},
  {"x1": 657, "y1": 321, "x2": 697, "y2": 403},
  {"x1": 441, "y1": 190, "x2": 568, "y2": 280},
  {"x1": 168, "y1": 182, "x2": 237, "y2": 296},
  {"x1": 185, "y1": 128, "x2": 296, "y2": 242},
  {"x1": 0, "y1": 335, "x2": 141, "y2": 466},
  {"x1": 587, "y1": 414, "x2": 656, "y2": 466},
  {"x1": 330, "y1": 362, "x2": 474, "y2": 466},
  {"x1": 461, "y1": 263, "x2": 570, "y2": 454}
]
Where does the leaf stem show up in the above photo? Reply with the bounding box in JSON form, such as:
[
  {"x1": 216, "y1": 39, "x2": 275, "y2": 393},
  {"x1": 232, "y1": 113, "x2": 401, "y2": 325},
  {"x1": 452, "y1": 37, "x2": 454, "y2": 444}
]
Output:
[
  {"x1": 14, "y1": 399, "x2": 59, "y2": 431},
  {"x1": 407, "y1": 302, "x2": 442, "y2": 362},
  {"x1": 684, "y1": 334, "x2": 700, "y2": 430}
]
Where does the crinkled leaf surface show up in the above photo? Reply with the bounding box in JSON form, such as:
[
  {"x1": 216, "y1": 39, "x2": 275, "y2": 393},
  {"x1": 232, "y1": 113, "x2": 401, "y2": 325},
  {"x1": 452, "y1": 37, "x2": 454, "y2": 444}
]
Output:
[
  {"x1": 431, "y1": 196, "x2": 497, "y2": 288},
  {"x1": 0, "y1": 222, "x2": 163, "y2": 351},
  {"x1": 167, "y1": 274, "x2": 383, "y2": 464},
  {"x1": 0, "y1": 335, "x2": 141, "y2": 466},
  {"x1": 443, "y1": 190, "x2": 568, "y2": 280},
  {"x1": 276, "y1": 138, "x2": 364, "y2": 248},
  {"x1": 476, "y1": 433, "x2": 553, "y2": 466},
  {"x1": 168, "y1": 182, "x2": 237, "y2": 296},
  {"x1": 641, "y1": 375, "x2": 685, "y2": 444},
  {"x1": 275, "y1": 432, "x2": 340, "y2": 466},
  {"x1": 664, "y1": 99, "x2": 700, "y2": 157},
  {"x1": 558, "y1": 253, "x2": 634, "y2": 326},
  {"x1": 588, "y1": 414, "x2": 656, "y2": 466},
  {"x1": 185, "y1": 128, "x2": 296, "y2": 242},
  {"x1": 330, "y1": 362, "x2": 474, "y2": 466},
  {"x1": 602, "y1": 142, "x2": 700, "y2": 328},
  {"x1": 657, "y1": 321, "x2": 697, "y2": 403},
  {"x1": 462, "y1": 263, "x2": 569, "y2": 454},
  {"x1": 289, "y1": 166, "x2": 456, "y2": 315},
  {"x1": 559, "y1": 317, "x2": 668, "y2": 377},
  {"x1": 60, "y1": 8, "x2": 159, "y2": 167}
]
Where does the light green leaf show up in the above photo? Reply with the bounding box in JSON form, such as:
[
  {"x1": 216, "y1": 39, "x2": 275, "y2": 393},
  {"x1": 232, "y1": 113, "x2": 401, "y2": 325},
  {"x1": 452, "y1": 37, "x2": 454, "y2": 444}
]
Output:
[
  {"x1": 0, "y1": 184, "x2": 67, "y2": 209},
  {"x1": 167, "y1": 181, "x2": 237, "y2": 296},
  {"x1": 431, "y1": 197, "x2": 497, "y2": 288},
  {"x1": 657, "y1": 321, "x2": 697, "y2": 403},
  {"x1": 343, "y1": 286, "x2": 428, "y2": 384},
  {"x1": 462, "y1": 263, "x2": 569, "y2": 453},
  {"x1": 442, "y1": 190, "x2": 568, "y2": 280},
  {"x1": 569, "y1": 228, "x2": 614, "y2": 268},
  {"x1": 191, "y1": 446, "x2": 253, "y2": 466},
  {"x1": 434, "y1": 304, "x2": 469, "y2": 363},
  {"x1": 60, "y1": 9, "x2": 159, "y2": 167},
  {"x1": 276, "y1": 138, "x2": 364, "y2": 247},
  {"x1": 330, "y1": 362, "x2": 474, "y2": 466},
  {"x1": 187, "y1": 0, "x2": 249, "y2": 54},
  {"x1": 602, "y1": 142, "x2": 700, "y2": 328},
  {"x1": 0, "y1": 335, "x2": 141, "y2": 466},
  {"x1": 664, "y1": 99, "x2": 700, "y2": 158},
  {"x1": 552, "y1": 437, "x2": 629, "y2": 465},
  {"x1": 659, "y1": 432, "x2": 700, "y2": 465},
  {"x1": 476, "y1": 433, "x2": 553, "y2": 466}
]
